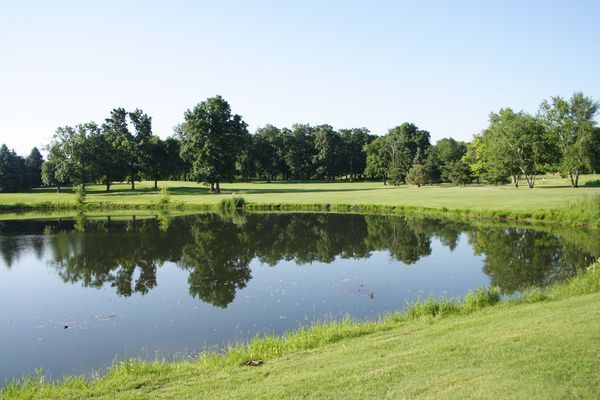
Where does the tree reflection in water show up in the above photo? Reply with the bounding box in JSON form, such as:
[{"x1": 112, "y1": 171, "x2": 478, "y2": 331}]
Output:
[{"x1": 0, "y1": 213, "x2": 597, "y2": 306}]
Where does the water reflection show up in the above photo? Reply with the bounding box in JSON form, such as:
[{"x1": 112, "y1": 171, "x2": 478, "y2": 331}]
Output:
[{"x1": 0, "y1": 213, "x2": 597, "y2": 306}]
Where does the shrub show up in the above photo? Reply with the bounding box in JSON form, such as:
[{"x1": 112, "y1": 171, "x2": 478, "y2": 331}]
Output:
[
  {"x1": 218, "y1": 196, "x2": 246, "y2": 211},
  {"x1": 73, "y1": 185, "x2": 86, "y2": 209},
  {"x1": 464, "y1": 286, "x2": 501, "y2": 310}
]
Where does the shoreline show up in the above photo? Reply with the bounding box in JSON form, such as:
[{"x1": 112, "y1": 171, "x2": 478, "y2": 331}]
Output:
[{"x1": 3, "y1": 262, "x2": 599, "y2": 398}]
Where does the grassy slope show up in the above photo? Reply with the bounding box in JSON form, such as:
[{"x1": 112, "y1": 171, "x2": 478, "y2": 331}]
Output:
[
  {"x1": 1, "y1": 175, "x2": 599, "y2": 212},
  {"x1": 6, "y1": 267, "x2": 600, "y2": 400}
]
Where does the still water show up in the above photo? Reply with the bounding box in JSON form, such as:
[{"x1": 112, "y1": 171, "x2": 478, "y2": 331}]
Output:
[{"x1": 0, "y1": 212, "x2": 597, "y2": 381}]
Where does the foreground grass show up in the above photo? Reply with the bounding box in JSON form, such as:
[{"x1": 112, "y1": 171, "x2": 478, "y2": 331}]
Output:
[
  {"x1": 5, "y1": 263, "x2": 600, "y2": 399},
  {"x1": 1, "y1": 175, "x2": 600, "y2": 225}
]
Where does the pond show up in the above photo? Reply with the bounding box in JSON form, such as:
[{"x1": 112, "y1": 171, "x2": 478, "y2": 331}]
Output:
[{"x1": 0, "y1": 212, "x2": 597, "y2": 382}]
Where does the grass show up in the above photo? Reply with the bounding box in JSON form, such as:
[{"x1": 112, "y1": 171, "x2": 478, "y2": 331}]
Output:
[
  {"x1": 1, "y1": 174, "x2": 600, "y2": 225},
  {"x1": 4, "y1": 262, "x2": 600, "y2": 399}
]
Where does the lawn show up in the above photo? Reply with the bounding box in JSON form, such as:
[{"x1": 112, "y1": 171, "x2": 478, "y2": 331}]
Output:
[
  {"x1": 1, "y1": 175, "x2": 599, "y2": 213},
  {"x1": 5, "y1": 265, "x2": 600, "y2": 399}
]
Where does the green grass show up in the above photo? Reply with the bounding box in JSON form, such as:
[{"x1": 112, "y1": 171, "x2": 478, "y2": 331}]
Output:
[
  {"x1": 1, "y1": 175, "x2": 600, "y2": 225},
  {"x1": 4, "y1": 263, "x2": 600, "y2": 399}
]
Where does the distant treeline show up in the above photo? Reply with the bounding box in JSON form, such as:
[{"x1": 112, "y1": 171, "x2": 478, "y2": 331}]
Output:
[{"x1": 0, "y1": 92, "x2": 598, "y2": 193}]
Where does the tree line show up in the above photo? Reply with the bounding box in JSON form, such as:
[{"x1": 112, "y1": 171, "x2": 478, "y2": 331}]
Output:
[{"x1": 0, "y1": 91, "x2": 598, "y2": 192}]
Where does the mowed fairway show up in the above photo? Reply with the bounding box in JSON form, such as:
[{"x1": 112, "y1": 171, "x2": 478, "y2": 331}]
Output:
[{"x1": 1, "y1": 175, "x2": 599, "y2": 212}]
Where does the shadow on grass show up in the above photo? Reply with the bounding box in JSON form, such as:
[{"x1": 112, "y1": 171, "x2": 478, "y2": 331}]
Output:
[{"x1": 87, "y1": 186, "x2": 381, "y2": 197}]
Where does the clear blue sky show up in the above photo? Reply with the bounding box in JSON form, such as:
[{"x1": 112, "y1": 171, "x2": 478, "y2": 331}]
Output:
[{"x1": 1, "y1": 0, "x2": 599, "y2": 155}]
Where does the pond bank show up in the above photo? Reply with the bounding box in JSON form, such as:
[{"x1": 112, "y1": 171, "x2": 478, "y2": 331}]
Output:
[
  {"x1": 1, "y1": 196, "x2": 600, "y2": 228},
  {"x1": 4, "y1": 262, "x2": 600, "y2": 399}
]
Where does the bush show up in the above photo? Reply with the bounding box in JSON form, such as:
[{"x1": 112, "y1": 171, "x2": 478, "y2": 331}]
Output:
[
  {"x1": 73, "y1": 185, "x2": 86, "y2": 209},
  {"x1": 158, "y1": 186, "x2": 170, "y2": 209},
  {"x1": 464, "y1": 286, "x2": 501, "y2": 310},
  {"x1": 218, "y1": 196, "x2": 246, "y2": 211}
]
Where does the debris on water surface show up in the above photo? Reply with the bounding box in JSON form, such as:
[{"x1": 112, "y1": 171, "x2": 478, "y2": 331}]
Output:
[
  {"x1": 64, "y1": 325, "x2": 69, "y2": 330},
  {"x1": 95, "y1": 313, "x2": 117, "y2": 321},
  {"x1": 245, "y1": 359, "x2": 263, "y2": 367}
]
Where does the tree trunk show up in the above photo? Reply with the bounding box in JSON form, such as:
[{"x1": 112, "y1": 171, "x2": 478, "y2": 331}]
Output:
[
  {"x1": 383, "y1": 176, "x2": 387, "y2": 186},
  {"x1": 569, "y1": 172, "x2": 576, "y2": 188},
  {"x1": 525, "y1": 175, "x2": 535, "y2": 188},
  {"x1": 106, "y1": 177, "x2": 111, "y2": 192},
  {"x1": 131, "y1": 179, "x2": 135, "y2": 190},
  {"x1": 511, "y1": 175, "x2": 519, "y2": 188},
  {"x1": 210, "y1": 182, "x2": 215, "y2": 192},
  {"x1": 215, "y1": 181, "x2": 221, "y2": 193},
  {"x1": 57, "y1": 184, "x2": 61, "y2": 193},
  {"x1": 574, "y1": 171, "x2": 579, "y2": 188},
  {"x1": 154, "y1": 177, "x2": 158, "y2": 190}
]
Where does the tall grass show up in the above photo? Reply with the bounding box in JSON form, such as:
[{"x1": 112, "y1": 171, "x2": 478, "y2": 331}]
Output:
[
  {"x1": 217, "y1": 196, "x2": 246, "y2": 211},
  {"x1": 74, "y1": 185, "x2": 86, "y2": 209}
]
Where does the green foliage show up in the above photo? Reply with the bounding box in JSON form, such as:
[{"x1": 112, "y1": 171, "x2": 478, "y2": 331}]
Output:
[
  {"x1": 0, "y1": 144, "x2": 30, "y2": 192},
  {"x1": 283, "y1": 124, "x2": 317, "y2": 180},
  {"x1": 539, "y1": 92, "x2": 599, "y2": 187},
  {"x1": 447, "y1": 160, "x2": 473, "y2": 185},
  {"x1": 218, "y1": 196, "x2": 246, "y2": 212},
  {"x1": 406, "y1": 163, "x2": 427, "y2": 187},
  {"x1": 313, "y1": 124, "x2": 343, "y2": 180},
  {"x1": 364, "y1": 136, "x2": 390, "y2": 183},
  {"x1": 180, "y1": 96, "x2": 248, "y2": 192},
  {"x1": 157, "y1": 186, "x2": 171, "y2": 209},
  {"x1": 25, "y1": 147, "x2": 44, "y2": 188},
  {"x1": 74, "y1": 185, "x2": 86, "y2": 209},
  {"x1": 463, "y1": 286, "x2": 501, "y2": 310},
  {"x1": 480, "y1": 108, "x2": 550, "y2": 188}
]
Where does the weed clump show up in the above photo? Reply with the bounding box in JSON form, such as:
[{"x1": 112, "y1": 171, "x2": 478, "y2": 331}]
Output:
[
  {"x1": 73, "y1": 185, "x2": 86, "y2": 209},
  {"x1": 464, "y1": 286, "x2": 501, "y2": 310},
  {"x1": 218, "y1": 196, "x2": 246, "y2": 211}
]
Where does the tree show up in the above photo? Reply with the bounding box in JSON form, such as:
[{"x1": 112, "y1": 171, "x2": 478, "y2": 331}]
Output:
[
  {"x1": 128, "y1": 109, "x2": 153, "y2": 190},
  {"x1": 340, "y1": 128, "x2": 371, "y2": 180},
  {"x1": 283, "y1": 124, "x2": 316, "y2": 180},
  {"x1": 384, "y1": 123, "x2": 431, "y2": 185},
  {"x1": 100, "y1": 108, "x2": 130, "y2": 191},
  {"x1": 462, "y1": 135, "x2": 485, "y2": 184},
  {"x1": 180, "y1": 95, "x2": 248, "y2": 192},
  {"x1": 253, "y1": 125, "x2": 284, "y2": 181},
  {"x1": 539, "y1": 92, "x2": 599, "y2": 188},
  {"x1": 448, "y1": 160, "x2": 473, "y2": 186},
  {"x1": 0, "y1": 145, "x2": 28, "y2": 192},
  {"x1": 313, "y1": 125, "x2": 342, "y2": 180},
  {"x1": 42, "y1": 141, "x2": 69, "y2": 192},
  {"x1": 143, "y1": 135, "x2": 168, "y2": 190},
  {"x1": 432, "y1": 138, "x2": 467, "y2": 182},
  {"x1": 481, "y1": 108, "x2": 549, "y2": 188},
  {"x1": 364, "y1": 136, "x2": 390, "y2": 184},
  {"x1": 45, "y1": 124, "x2": 100, "y2": 189},
  {"x1": 25, "y1": 147, "x2": 44, "y2": 188},
  {"x1": 422, "y1": 152, "x2": 442, "y2": 184},
  {"x1": 407, "y1": 163, "x2": 427, "y2": 187}
]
